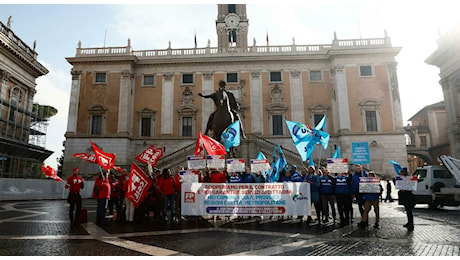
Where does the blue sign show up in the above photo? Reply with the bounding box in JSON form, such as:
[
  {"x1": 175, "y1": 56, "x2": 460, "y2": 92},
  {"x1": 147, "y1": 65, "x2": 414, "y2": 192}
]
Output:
[{"x1": 352, "y1": 142, "x2": 370, "y2": 164}]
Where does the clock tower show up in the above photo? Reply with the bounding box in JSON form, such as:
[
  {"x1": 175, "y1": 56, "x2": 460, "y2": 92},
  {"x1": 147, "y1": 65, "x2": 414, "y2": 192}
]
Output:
[{"x1": 216, "y1": 4, "x2": 249, "y2": 51}]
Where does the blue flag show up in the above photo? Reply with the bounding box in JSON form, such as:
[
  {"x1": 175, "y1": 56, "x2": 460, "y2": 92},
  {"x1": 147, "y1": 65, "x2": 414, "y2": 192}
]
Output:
[
  {"x1": 311, "y1": 127, "x2": 330, "y2": 149},
  {"x1": 270, "y1": 157, "x2": 280, "y2": 183},
  {"x1": 388, "y1": 160, "x2": 401, "y2": 175},
  {"x1": 278, "y1": 144, "x2": 288, "y2": 176},
  {"x1": 221, "y1": 120, "x2": 240, "y2": 152},
  {"x1": 286, "y1": 120, "x2": 316, "y2": 161},
  {"x1": 256, "y1": 151, "x2": 266, "y2": 160},
  {"x1": 332, "y1": 146, "x2": 341, "y2": 159},
  {"x1": 316, "y1": 115, "x2": 327, "y2": 132},
  {"x1": 267, "y1": 146, "x2": 278, "y2": 183}
]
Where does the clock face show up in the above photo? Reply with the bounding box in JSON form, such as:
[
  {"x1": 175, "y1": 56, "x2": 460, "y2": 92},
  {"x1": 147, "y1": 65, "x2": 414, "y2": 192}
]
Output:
[{"x1": 225, "y1": 14, "x2": 240, "y2": 28}]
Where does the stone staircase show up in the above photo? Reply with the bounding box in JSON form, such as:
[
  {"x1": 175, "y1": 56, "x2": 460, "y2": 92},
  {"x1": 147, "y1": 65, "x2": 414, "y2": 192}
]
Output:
[{"x1": 155, "y1": 134, "x2": 308, "y2": 170}]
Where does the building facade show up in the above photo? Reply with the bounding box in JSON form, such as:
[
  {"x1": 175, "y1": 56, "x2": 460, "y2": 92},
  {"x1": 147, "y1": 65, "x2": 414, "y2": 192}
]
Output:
[
  {"x1": 63, "y1": 4, "x2": 407, "y2": 179},
  {"x1": 426, "y1": 23, "x2": 460, "y2": 159},
  {"x1": 405, "y1": 101, "x2": 450, "y2": 172},
  {"x1": 0, "y1": 19, "x2": 53, "y2": 178}
]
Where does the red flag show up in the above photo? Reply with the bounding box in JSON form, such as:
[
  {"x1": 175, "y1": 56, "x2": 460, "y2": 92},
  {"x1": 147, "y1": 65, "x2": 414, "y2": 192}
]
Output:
[
  {"x1": 90, "y1": 140, "x2": 116, "y2": 170},
  {"x1": 73, "y1": 153, "x2": 97, "y2": 164},
  {"x1": 41, "y1": 165, "x2": 63, "y2": 182},
  {"x1": 126, "y1": 162, "x2": 153, "y2": 208},
  {"x1": 135, "y1": 145, "x2": 163, "y2": 167},
  {"x1": 199, "y1": 132, "x2": 227, "y2": 155},
  {"x1": 194, "y1": 134, "x2": 205, "y2": 156}
]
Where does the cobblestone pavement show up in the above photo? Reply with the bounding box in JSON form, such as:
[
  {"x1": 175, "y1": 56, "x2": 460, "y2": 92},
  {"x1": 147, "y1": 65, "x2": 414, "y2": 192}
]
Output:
[{"x1": 0, "y1": 199, "x2": 459, "y2": 256}]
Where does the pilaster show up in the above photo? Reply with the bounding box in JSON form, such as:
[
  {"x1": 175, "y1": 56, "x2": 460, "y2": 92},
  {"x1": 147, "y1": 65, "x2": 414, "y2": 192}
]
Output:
[
  {"x1": 66, "y1": 69, "x2": 81, "y2": 133},
  {"x1": 332, "y1": 65, "x2": 351, "y2": 133},
  {"x1": 201, "y1": 71, "x2": 214, "y2": 132},
  {"x1": 118, "y1": 71, "x2": 134, "y2": 135},
  {"x1": 250, "y1": 70, "x2": 263, "y2": 134},
  {"x1": 289, "y1": 70, "x2": 304, "y2": 122},
  {"x1": 161, "y1": 73, "x2": 174, "y2": 135}
]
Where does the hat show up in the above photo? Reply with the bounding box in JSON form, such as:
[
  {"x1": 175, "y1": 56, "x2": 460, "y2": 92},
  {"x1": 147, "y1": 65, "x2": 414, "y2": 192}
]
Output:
[
  {"x1": 308, "y1": 165, "x2": 315, "y2": 170},
  {"x1": 401, "y1": 167, "x2": 408, "y2": 173},
  {"x1": 73, "y1": 167, "x2": 79, "y2": 171},
  {"x1": 291, "y1": 165, "x2": 297, "y2": 169}
]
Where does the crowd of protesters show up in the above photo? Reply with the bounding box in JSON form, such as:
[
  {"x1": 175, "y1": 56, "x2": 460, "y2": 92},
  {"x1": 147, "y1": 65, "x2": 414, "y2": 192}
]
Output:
[{"x1": 66, "y1": 163, "x2": 406, "y2": 230}]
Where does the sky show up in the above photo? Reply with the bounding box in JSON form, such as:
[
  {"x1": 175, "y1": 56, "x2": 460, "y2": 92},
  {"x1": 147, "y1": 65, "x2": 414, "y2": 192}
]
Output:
[{"x1": 1, "y1": 1, "x2": 459, "y2": 169}]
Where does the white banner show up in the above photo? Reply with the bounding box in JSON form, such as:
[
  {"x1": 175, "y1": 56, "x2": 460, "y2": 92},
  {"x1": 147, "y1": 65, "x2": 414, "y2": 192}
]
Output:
[
  {"x1": 327, "y1": 158, "x2": 349, "y2": 173},
  {"x1": 395, "y1": 176, "x2": 417, "y2": 191},
  {"x1": 250, "y1": 159, "x2": 270, "y2": 173},
  {"x1": 227, "y1": 158, "x2": 246, "y2": 172},
  {"x1": 181, "y1": 182, "x2": 311, "y2": 216},
  {"x1": 359, "y1": 177, "x2": 381, "y2": 193},
  {"x1": 179, "y1": 170, "x2": 199, "y2": 183},
  {"x1": 207, "y1": 155, "x2": 226, "y2": 169},
  {"x1": 187, "y1": 155, "x2": 206, "y2": 170}
]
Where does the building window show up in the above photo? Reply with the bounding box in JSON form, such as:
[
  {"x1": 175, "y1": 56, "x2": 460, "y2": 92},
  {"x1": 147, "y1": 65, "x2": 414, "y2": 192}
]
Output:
[
  {"x1": 227, "y1": 73, "x2": 238, "y2": 83},
  {"x1": 272, "y1": 115, "x2": 283, "y2": 135},
  {"x1": 309, "y1": 71, "x2": 322, "y2": 82},
  {"x1": 94, "y1": 72, "x2": 107, "y2": 83},
  {"x1": 143, "y1": 75, "x2": 155, "y2": 86},
  {"x1": 182, "y1": 73, "x2": 194, "y2": 84},
  {"x1": 91, "y1": 115, "x2": 102, "y2": 135},
  {"x1": 141, "y1": 117, "x2": 151, "y2": 137},
  {"x1": 420, "y1": 136, "x2": 427, "y2": 147},
  {"x1": 270, "y1": 71, "x2": 282, "y2": 83},
  {"x1": 359, "y1": 66, "x2": 373, "y2": 77},
  {"x1": 228, "y1": 4, "x2": 236, "y2": 13},
  {"x1": 182, "y1": 117, "x2": 192, "y2": 137},
  {"x1": 314, "y1": 114, "x2": 325, "y2": 128},
  {"x1": 365, "y1": 111, "x2": 378, "y2": 132}
]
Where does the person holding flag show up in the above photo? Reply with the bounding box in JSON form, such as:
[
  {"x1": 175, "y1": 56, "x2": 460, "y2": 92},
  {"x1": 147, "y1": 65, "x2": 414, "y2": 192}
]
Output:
[
  {"x1": 304, "y1": 165, "x2": 321, "y2": 225},
  {"x1": 65, "y1": 167, "x2": 84, "y2": 225},
  {"x1": 94, "y1": 169, "x2": 111, "y2": 225}
]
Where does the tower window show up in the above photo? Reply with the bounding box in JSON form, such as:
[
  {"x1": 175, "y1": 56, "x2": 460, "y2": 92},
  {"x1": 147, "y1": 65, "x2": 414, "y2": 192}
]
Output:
[
  {"x1": 228, "y1": 4, "x2": 236, "y2": 14},
  {"x1": 228, "y1": 30, "x2": 237, "y2": 44}
]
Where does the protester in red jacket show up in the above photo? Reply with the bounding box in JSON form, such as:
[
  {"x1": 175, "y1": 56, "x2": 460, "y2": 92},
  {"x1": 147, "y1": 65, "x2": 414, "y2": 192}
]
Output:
[
  {"x1": 94, "y1": 170, "x2": 111, "y2": 225},
  {"x1": 174, "y1": 166, "x2": 184, "y2": 221},
  {"x1": 108, "y1": 174, "x2": 121, "y2": 217},
  {"x1": 65, "y1": 167, "x2": 84, "y2": 224},
  {"x1": 158, "y1": 168, "x2": 177, "y2": 223}
]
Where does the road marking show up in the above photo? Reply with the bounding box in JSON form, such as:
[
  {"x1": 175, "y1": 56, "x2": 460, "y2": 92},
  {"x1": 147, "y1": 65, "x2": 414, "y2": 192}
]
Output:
[
  {"x1": 228, "y1": 239, "x2": 324, "y2": 256},
  {"x1": 83, "y1": 222, "x2": 186, "y2": 256}
]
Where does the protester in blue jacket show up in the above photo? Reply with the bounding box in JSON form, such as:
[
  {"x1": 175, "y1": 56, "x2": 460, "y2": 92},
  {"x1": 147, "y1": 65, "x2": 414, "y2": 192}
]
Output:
[
  {"x1": 304, "y1": 166, "x2": 321, "y2": 224},
  {"x1": 358, "y1": 171, "x2": 380, "y2": 229},
  {"x1": 319, "y1": 169, "x2": 336, "y2": 223},
  {"x1": 351, "y1": 164, "x2": 368, "y2": 218},
  {"x1": 241, "y1": 168, "x2": 255, "y2": 183},
  {"x1": 335, "y1": 171, "x2": 352, "y2": 227},
  {"x1": 228, "y1": 171, "x2": 242, "y2": 183},
  {"x1": 290, "y1": 165, "x2": 303, "y2": 182}
]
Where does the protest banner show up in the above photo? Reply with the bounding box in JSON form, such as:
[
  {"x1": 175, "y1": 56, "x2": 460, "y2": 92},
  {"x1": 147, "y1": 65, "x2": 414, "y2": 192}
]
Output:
[
  {"x1": 250, "y1": 159, "x2": 270, "y2": 173},
  {"x1": 327, "y1": 158, "x2": 349, "y2": 173},
  {"x1": 180, "y1": 170, "x2": 199, "y2": 183},
  {"x1": 126, "y1": 162, "x2": 153, "y2": 208},
  {"x1": 395, "y1": 176, "x2": 418, "y2": 191},
  {"x1": 187, "y1": 155, "x2": 206, "y2": 170},
  {"x1": 359, "y1": 177, "x2": 381, "y2": 193},
  {"x1": 207, "y1": 155, "x2": 225, "y2": 169},
  {"x1": 227, "y1": 158, "x2": 245, "y2": 172},
  {"x1": 181, "y1": 182, "x2": 311, "y2": 216}
]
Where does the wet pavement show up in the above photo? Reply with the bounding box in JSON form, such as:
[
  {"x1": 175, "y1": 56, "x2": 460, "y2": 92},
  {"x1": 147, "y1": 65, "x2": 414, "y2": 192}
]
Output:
[{"x1": 0, "y1": 199, "x2": 459, "y2": 256}]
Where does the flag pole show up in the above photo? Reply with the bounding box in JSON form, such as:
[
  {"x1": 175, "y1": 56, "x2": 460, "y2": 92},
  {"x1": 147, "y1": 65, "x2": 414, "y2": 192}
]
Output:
[{"x1": 317, "y1": 145, "x2": 323, "y2": 171}]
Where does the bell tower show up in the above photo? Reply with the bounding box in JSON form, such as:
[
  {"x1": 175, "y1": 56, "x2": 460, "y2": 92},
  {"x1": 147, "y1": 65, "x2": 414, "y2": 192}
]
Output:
[{"x1": 216, "y1": 4, "x2": 249, "y2": 52}]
